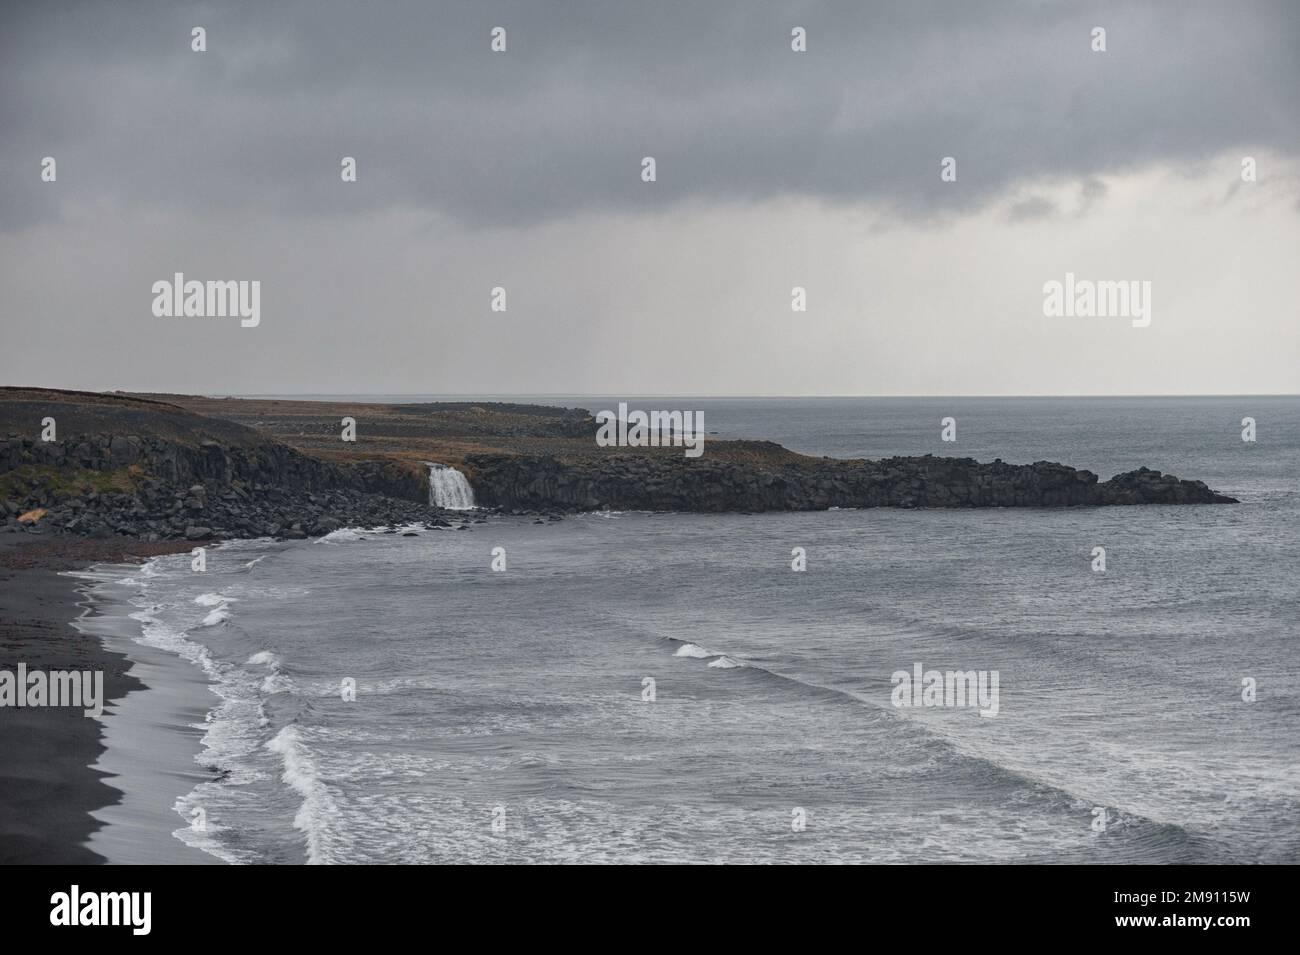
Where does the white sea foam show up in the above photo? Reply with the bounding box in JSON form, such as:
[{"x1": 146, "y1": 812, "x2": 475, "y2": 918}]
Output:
[
  {"x1": 199, "y1": 607, "x2": 232, "y2": 627},
  {"x1": 260, "y1": 670, "x2": 293, "y2": 694},
  {"x1": 72, "y1": 552, "x2": 302, "y2": 864},
  {"x1": 171, "y1": 789, "x2": 245, "y2": 865},
  {"x1": 246, "y1": 651, "x2": 293, "y2": 693},
  {"x1": 315, "y1": 527, "x2": 368, "y2": 544},
  {"x1": 674, "y1": 643, "x2": 714, "y2": 659},
  {"x1": 266, "y1": 725, "x2": 335, "y2": 864},
  {"x1": 708, "y1": 656, "x2": 743, "y2": 669},
  {"x1": 128, "y1": 605, "x2": 221, "y2": 681}
]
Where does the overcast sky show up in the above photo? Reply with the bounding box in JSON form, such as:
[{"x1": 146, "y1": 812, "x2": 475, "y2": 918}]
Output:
[{"x1": 2, "y1": 0, "x2": 1297, "y2": 396}]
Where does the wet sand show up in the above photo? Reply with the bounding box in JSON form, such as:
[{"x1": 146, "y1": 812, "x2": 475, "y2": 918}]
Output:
[{"x1": 0, "y1": 535, "x2": 215, "y2": 863}]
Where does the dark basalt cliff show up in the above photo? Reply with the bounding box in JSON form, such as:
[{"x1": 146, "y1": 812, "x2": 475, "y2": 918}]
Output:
[
  {"x1": 1, "y1": 433, "x2": 437, "y2": 541},
  {"x1": 465, "y1": 451, "x2": 1238, "y2": 512},
  {"x1": 0, "y1": 390, "x2": 1237, "y2": 543}
]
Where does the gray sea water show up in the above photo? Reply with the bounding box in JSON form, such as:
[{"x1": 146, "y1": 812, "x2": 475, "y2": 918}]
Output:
[{"x1": 90, "y1": 397, "x2": 1300, "y2": 863}]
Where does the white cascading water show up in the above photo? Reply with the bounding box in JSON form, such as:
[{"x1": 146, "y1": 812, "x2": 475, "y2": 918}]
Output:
[{"x1": 426, "y1": 463, "x2": 476, "y2": 510}]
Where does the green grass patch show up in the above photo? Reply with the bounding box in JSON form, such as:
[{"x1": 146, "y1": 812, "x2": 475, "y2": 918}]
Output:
[{"x1": 0, "y1": 463, "x2": 144, "y2": 501}]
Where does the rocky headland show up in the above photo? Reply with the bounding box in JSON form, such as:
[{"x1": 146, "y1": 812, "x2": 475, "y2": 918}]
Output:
[
  {"x1": 465, "y1": 448, "x2": 1237, "y2": 512},
  {"x1": 0, "y1": 388, "x2": 1236, "y2": 543}
]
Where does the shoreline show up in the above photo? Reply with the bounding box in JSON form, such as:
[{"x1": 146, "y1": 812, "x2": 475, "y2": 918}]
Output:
[
  {"x1": 0, "y1": 559, "x2": 127, "y2": 863},
  {"x1": 0, "y1": 537, "x2": 216, "y2": 864},
  {"x1": 69, "y1": 563, "x2": 220, "y2": 864},
  {"x1": 0, "y1": 521, "x2": 485, "y2": 865}
]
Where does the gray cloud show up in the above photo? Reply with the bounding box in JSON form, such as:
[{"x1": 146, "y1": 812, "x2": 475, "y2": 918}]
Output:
[
  {"x1": 1006, "y1": 195, "x2": 1058, "y2": 221},
  {"x1": 2, "y1": 0, "x2": 1297, "y2": 231}
]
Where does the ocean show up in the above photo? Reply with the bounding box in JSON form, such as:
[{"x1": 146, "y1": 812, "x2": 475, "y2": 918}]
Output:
[{"x1": 80, "y1": 397, "x2": 1300, "y2": 863}]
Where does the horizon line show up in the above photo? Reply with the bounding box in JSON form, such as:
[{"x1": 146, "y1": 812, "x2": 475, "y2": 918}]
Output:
[
  {"x1": 217, "y1": 391, "x2": 1300, "y2": 400},
  {"x1": 8, "y1": 385, "x2": 1298, "y2": 401}
]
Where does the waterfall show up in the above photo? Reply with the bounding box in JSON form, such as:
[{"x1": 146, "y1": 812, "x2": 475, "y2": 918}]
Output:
[{"x1": 426, "y1": 463, "x2": 476, "y2": 510}]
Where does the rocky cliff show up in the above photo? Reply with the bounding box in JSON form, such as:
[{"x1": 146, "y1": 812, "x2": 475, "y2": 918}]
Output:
[
  {"x1": 1, "y1": 433, "x2": 438, "y2": 541},
  {"x1": 0, "y1": 389, "x2": 1238, "y2": 543}
]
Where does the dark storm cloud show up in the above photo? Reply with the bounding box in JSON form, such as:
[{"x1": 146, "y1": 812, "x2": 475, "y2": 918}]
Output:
[{"x1": 1, "y1": 0, "x2": 1297, "y2": 231}]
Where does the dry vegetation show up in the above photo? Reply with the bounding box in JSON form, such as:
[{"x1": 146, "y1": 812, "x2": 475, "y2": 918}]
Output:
[{"x1": 2, "y1": 388, "x2": 822, "y2": 475}]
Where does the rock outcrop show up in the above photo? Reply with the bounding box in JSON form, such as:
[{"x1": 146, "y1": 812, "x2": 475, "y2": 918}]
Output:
[
  {"x1": 1, "y1": 433, "x2": 449, "y2": 541},
  {"x1": 464, "y1": 452, "x2": 1237, "y2": 512}
]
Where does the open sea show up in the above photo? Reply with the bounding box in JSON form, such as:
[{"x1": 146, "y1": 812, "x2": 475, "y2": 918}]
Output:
[{"x1": 82, "y1": 397, "x2": 1300, "y2": 863}]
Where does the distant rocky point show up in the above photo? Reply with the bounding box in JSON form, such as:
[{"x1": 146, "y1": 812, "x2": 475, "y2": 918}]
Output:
[{"x1": 466, "y1": 450, "x2": 1238, "y2": 512}]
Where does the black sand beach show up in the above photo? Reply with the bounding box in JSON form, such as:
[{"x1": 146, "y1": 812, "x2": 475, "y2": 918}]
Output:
[{"x1": 0, "y1": 535, "x2": 192, "y2": 863}]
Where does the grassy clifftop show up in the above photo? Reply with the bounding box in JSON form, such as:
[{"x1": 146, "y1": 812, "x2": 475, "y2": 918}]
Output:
[
  {"x1": 0, "y1": 388, "x2": 266, "y2": 447},
  {"x1": 3, "y1": 389, "x2": 809, "y2": 472}
]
